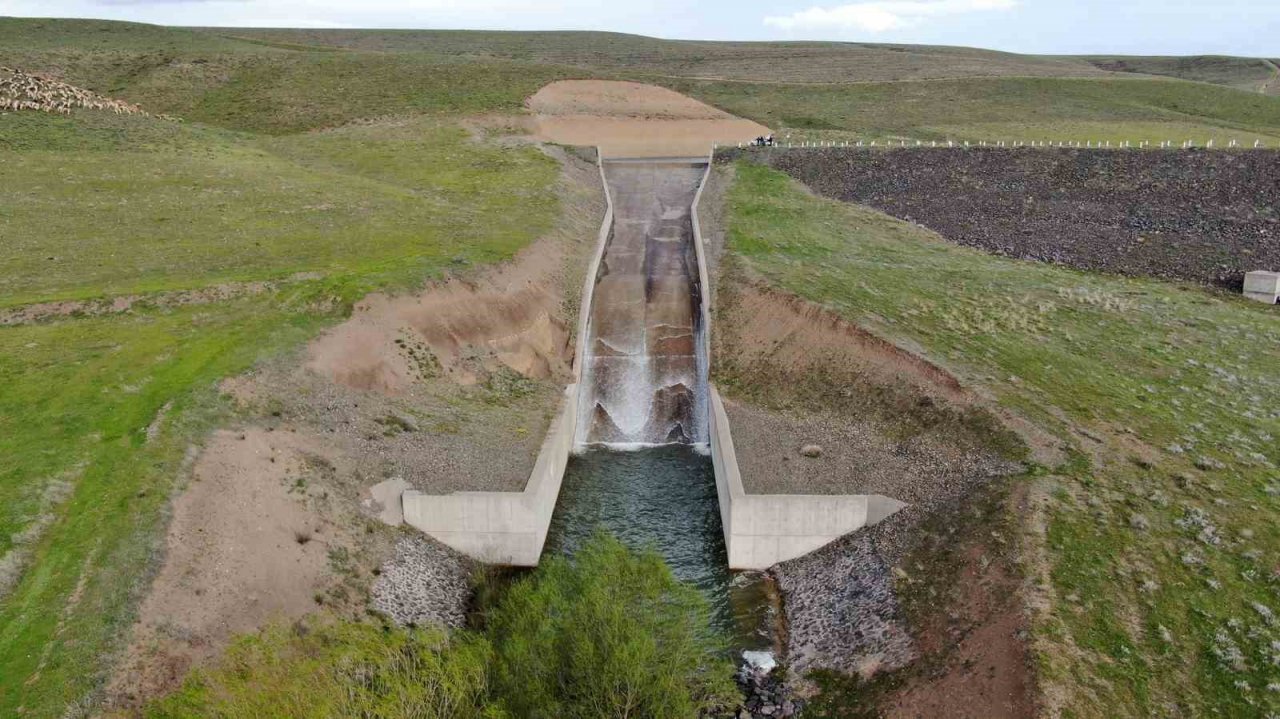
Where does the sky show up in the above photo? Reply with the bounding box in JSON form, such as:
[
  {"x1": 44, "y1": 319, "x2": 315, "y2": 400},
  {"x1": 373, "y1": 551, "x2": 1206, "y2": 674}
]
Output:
[{"x1": 2, "y1": 0, "x2": 1277, "y2": 57}]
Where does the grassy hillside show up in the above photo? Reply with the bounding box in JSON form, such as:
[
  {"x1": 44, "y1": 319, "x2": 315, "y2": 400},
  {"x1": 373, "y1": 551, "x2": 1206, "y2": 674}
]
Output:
[
  {"x1": 724, "y1": 161, "x2": 1280, "y2": 717},
  {"x1": 1085, "y1": 55, "x2": 1280, "y2": 95},
  {"x1": 6, "y1": 18, "x2": 1278, "y2": 142},
  {"x1": 213, "y1": 27, "x2": 1114, "y2": 83},
  {"x1": 0, "y1": 101, "x2": 559, "y2": 719},
  {"x1": 670, "y1": 75, "x2": 1280, "y2": 144},
  {"x1": 1, "y1": 113, "x2": 554, "y2": 304}
]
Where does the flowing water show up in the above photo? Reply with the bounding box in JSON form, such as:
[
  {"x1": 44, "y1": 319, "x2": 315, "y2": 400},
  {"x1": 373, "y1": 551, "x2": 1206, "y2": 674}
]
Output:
[
  {"x1": 552, "y1": 159, "x2": 774, "y2": 652},
  {"x1": 575, "y1": 161, "x2": 708, "y2": 446},
  {"x1": 544, "y1": 445, "x2": 775, "y2": 651}
]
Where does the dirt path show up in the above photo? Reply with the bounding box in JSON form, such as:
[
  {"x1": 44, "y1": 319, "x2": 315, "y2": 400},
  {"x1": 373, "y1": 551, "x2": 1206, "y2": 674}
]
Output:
[{"x1": 527, "y1": 80, "x2": 768, "y2": 158}]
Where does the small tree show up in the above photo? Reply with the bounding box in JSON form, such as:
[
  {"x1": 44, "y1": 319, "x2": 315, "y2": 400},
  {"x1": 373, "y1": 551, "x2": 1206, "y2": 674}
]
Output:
[{"x1": 487, "y1": 532, "x2": 738, "y2": 719}]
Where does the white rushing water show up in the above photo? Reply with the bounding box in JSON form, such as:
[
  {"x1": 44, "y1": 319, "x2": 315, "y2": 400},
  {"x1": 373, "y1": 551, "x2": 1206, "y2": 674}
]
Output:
[{"x1": 575, "y1": 161, "x2": 709, "y2": 449}]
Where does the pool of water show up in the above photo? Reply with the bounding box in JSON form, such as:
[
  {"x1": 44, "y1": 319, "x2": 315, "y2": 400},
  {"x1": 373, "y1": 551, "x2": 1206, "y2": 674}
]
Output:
[{"x1": 543, "y1": 445, "x2": 775, "y2": 651}]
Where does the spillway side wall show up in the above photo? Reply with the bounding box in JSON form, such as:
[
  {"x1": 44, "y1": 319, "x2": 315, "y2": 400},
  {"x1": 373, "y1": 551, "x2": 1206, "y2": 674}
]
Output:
[
  {"x1": 401, "y1": 149, "x2": 613, "y2": 566},
  {"x1": 697, "y1": 161, "x2": 907, "y2": 570}
]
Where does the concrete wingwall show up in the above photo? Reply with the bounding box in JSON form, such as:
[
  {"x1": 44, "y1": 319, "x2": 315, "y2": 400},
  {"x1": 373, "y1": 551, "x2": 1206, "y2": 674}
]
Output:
[
  {"x1": 691, "y1": 157, "x2": 908, "y2": 571},
  {"x1": 401, "y1": 149, "x2": 615, "y2": 566}
]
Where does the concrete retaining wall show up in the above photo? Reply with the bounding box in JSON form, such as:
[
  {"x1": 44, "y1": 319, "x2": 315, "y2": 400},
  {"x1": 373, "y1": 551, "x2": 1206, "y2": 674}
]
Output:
[
  {"x1": 693, "y1": 161, "x2": 908, "y2": 570},
  {"x1": 708, "y1": 389, "x2": 906, "y2": 569},
  {"x1": 401, "y1": 149, "x2": 615, "y2": 566},
  {"x1": 402, "y1": 384, "x2": 578, "y2": 565}
]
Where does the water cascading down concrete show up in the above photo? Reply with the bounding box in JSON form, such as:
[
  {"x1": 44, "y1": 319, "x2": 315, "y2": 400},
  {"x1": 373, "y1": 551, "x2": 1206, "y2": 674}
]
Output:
[{"x1": 575, "y1": 160, "x2": 710, "y2": 447}]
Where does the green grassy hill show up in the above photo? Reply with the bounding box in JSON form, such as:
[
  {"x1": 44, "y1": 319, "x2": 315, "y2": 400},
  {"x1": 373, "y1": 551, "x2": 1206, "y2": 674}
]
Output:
[
  {"x1": 209, "y1": 27, "x2": 1115, "y2": 83},
  {"x1": 7, "y1": 18, "x2": 1278, "y2": 142},
  {"x1": 3, "y1": 15, "x2": 1280, "y2": 718},
  {"x1": 0, "y1": 52, "x2": 560, "y2": 717},
  {"x1": 1084, "y1": 55, "x2": 1280, "y2": 95},
  {"x1": 667, "y1": 75, "x2": 1280, "y2": 144}
]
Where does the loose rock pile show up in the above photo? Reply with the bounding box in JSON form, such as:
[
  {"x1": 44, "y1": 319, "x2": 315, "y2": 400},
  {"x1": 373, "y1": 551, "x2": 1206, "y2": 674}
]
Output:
[
  {"x1": 743, "y1": 147, "x2": 1280, "y2": 289},
  {"x1": 370, "y1": 534, "x2": 473, "y2": 628},
  {"x1": 1, "y1": 66, "x2": 148, "y2": 116},
  {"x1": 773, "y1": 530, "x2": 917, "y2": 681},
  {"x1": 733, "y1": 662, "x2": 805, "y2": 718}
]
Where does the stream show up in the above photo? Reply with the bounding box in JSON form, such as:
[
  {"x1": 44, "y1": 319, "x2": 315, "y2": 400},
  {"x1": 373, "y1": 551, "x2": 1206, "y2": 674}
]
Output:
[{"x1": 543, "y1": 445, "x2": 775, "y2": 652}]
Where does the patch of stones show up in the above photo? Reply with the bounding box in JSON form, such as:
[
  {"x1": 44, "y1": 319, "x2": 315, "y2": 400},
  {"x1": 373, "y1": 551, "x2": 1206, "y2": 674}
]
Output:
[
  {"x1": 733, "y1": 662, "x2": 805, "y2": 718},
  {"x1": 370, "y1": 533, "x2": 473, "y2": 628},
  {"x1": 772, "y1": 529, "x2": 917, "y2": 681}
]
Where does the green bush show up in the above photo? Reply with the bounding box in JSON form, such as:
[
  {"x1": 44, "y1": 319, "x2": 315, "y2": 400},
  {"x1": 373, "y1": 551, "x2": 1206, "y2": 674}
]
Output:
[
  {"x1": 146, "y1": 533, "x2": 738, "y2": 718},
  {"x1": 487, "y1": 532, "x2": 739, "y2": 719},
  {"x1": 146, "y1": 622, "x2": 500, "y2": 719}
]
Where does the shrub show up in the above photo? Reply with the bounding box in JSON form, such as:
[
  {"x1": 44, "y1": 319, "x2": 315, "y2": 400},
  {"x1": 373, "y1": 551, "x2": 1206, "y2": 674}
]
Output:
[
  {"x1": 486, "y1": 531, "x2": 739, "y2": 719},
  {"x1": 146, "y1": 622, "x2": 500, "y2": 719},
  {"x1": 145, "y1": 533, "x2": 738, "y2": 718}
]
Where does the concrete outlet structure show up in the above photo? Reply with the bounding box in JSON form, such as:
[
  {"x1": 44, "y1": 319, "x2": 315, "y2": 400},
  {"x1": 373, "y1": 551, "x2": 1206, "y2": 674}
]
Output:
[
  {"x1": 403, "y1": 147, "x2": 907, "y2": 570},
  {"x1": 1244, "y1": 271, "x2": 1280, "y2": 304}
]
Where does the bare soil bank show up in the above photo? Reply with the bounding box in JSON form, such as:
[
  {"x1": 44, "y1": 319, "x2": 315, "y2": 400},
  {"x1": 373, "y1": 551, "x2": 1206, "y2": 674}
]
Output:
[{"x1": 732, "y1": 147, "x2": 1280, "y2": 289}]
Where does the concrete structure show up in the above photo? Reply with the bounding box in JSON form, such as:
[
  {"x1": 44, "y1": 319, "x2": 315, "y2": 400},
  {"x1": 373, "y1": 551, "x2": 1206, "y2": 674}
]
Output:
[
  {"x1": 1244, "y1": 271, "x2": 1280, "y2": 304},
  {"x1": 686, "y1": 157, "x2": 907, "y2": 570},
  {"x1": 708, "y1": 389, "x2": 907, "y2": 569},
  {"x1": 400, "y1": 150, "x2": 615, "y2": 566},
  {"x1": 402, "y1": 386, "x2": 578, "y2": 564},
  {"x1": 403, "y1": 147, "x2": 907, "y2": 570}
]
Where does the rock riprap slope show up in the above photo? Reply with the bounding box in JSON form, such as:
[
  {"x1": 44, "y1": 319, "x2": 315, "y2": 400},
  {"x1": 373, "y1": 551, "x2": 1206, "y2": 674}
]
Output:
[{"x1": 749, "y1": 147, "x2": 1280, "y2": 288}]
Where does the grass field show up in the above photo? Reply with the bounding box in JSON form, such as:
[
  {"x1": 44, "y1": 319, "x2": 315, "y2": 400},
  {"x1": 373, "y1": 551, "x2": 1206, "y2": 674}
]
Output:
[
  {"x1": 0, "y1": 91, "x2": 559, "y2": 718},
  {"x1": 8, "y1": 18, "x2": 1279, "y2": 144},
  {"x1": 1, "y1": 113, "x2": 555, "y2": 304},
  {"x1": 724, "y1": 161, "x2": 1280, "y2": 717},
  {"x1": 1084, "y1": 55, "x2": 1280, "y2": 95},
  {"x1": 669, "y1": 76, "x2": 1280, "y2": 144}
]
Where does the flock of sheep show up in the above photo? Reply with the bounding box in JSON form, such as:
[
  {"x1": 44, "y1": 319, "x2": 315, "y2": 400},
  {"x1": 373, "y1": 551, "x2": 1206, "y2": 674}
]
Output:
[{"x1": 1, "y1": 66, "x2": 148, "y2": 116}]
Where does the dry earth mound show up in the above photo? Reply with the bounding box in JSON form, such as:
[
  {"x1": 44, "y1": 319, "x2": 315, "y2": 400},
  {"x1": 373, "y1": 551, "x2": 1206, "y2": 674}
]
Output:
[
  {"x1": 741, "y1": 147, "x2": 1280, "y2": 289},
  {"x1": 1, "y1": 66, "x2": 148, "y2": 115},
  {"x1": 528, "y1": 80, "x2": 768, "y2": 157}
]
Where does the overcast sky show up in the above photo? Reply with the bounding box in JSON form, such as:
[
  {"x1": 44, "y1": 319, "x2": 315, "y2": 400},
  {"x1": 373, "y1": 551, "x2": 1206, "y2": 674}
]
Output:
[{"x1": 2, "y1": 0, "x2": 1277, "y2": 57}]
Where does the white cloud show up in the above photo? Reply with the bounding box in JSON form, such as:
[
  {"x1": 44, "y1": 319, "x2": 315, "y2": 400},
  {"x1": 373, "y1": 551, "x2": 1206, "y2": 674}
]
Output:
[{"x1": 764, "y1": 0, "x2": 1016, "y2": 34}]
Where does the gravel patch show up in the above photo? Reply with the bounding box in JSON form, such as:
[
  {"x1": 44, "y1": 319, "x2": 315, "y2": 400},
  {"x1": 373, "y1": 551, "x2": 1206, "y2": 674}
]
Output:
[
  {"x1": 738, "y1": 147, "x2": 1280, "y2": 289},
  {"x1": 726, "y1": 399, "x2": 1020, "y2": 502},
  {"x1": 371, "y1": 534, "x2": 473, "y2": 628},
  {"x1": 243, "y1": 364, "x2": 558, "y2": 495},
  {"x1": 723, "y1": 386, "x2": 1021, "y2": 681}
]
